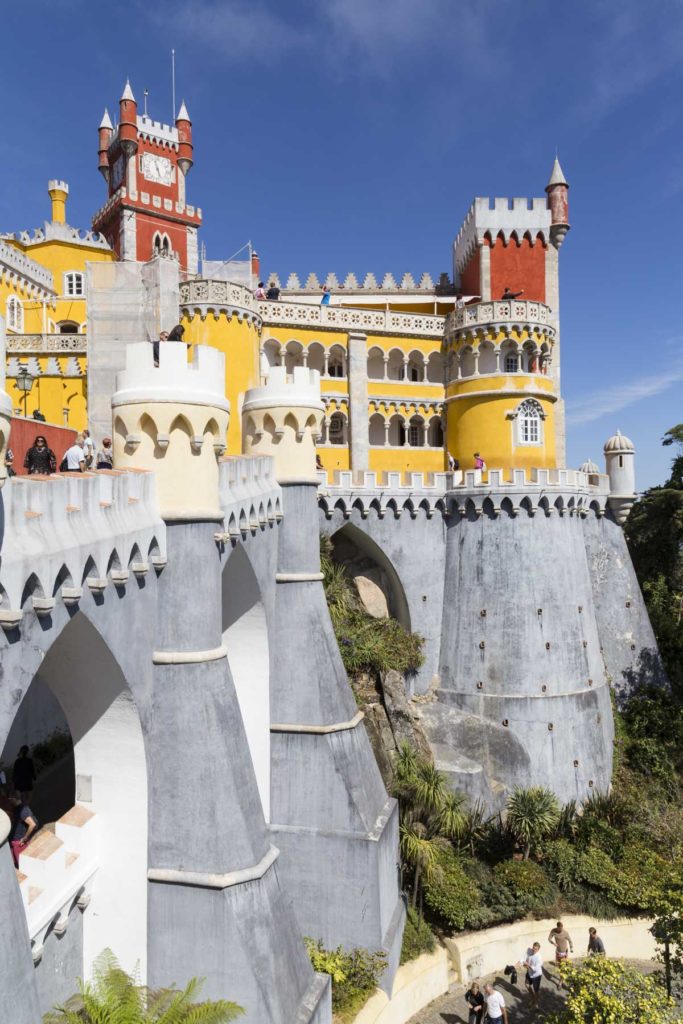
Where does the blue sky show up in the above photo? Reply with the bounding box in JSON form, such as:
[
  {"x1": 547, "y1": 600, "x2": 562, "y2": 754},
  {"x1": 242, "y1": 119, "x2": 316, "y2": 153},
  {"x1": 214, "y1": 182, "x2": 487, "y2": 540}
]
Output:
[{"x1": 3, "y1": 0, "x2": 682, "y2": 489}]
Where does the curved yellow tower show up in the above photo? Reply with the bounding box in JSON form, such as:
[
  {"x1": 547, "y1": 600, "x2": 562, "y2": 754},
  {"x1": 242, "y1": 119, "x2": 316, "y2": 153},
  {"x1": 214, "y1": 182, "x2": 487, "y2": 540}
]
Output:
[{"x1": 443, "y1": 298, "x2": 558, "y2": 473}]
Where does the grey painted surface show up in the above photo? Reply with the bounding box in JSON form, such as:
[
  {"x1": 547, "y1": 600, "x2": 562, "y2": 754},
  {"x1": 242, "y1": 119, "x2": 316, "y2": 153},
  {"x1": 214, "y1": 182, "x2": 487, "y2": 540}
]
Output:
[
  {"x1": 270, "y1": 483, "x2": 404, "y2": 976},
  {"x1": 0, "y1": 839, "x2": 41, "y2": 1024},
  {"x1": 35, "y1": 903, "x2": 83, "y2": 1016},
  {"x1": 348, "y1": 332, "x2": 369, "y2": 473},
  {"x1": 583, "y1": 513, "x2": 667, "y2": 697}
]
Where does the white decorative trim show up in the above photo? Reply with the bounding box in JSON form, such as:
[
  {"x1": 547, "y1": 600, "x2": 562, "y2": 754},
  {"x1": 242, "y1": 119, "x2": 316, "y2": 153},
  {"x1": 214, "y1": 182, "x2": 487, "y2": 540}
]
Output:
[
  {"x1": 152, "y1": 645, "x2": 227, "y2": 665},
  {"x1": 271, "y1": 710, "x2": 365, "y2": 734},
  {"x1": 275, "y1": 572, "x2": 324, "y2": 583},
  {"x1": 148, "y1": 843, "x2": 279, "y2": 889},
  {"x1": 444, "y1": 389, "x2": 557, "y2": 404}
]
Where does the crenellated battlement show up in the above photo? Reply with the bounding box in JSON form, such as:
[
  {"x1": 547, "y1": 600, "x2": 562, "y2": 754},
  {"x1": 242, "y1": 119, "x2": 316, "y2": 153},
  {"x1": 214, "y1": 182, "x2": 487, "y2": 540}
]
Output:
[
  {"x1": 318, "y1": 466, "x2": 610, "y2": 519},
  {"x1": 267, "y1": 271, "x2": 442, "y2": 292},
  {"x1": 242, "y1": 368, "x2": 324, "y2": 483},
  {"x1": 216, "y1": 454, "x2": 283, "y2": 540},
  {"x1": 0, "y1": 469, "x2": 164, "y2": 626},
  {"x1": 454, "y1": 196, "x2": 551, "y2": 274}
]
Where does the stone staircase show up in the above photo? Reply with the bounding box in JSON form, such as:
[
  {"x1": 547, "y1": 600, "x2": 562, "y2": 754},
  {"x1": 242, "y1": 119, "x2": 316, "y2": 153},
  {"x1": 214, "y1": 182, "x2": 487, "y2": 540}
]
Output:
[{"x1": 16, "y1": 804, "x2": 99, "y2": 963}]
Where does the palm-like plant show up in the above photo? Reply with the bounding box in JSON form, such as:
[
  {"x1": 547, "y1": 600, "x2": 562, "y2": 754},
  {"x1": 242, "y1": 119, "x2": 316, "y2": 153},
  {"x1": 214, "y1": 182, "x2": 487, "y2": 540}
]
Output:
[
  {"x1": 44, "y1": 949, "x2": 244, "y2": 1023},
  {"x1": 505, "y1": 786, "x2": 561, "y2": 860},
  {"x1": 394, "y1": 743, "x2": 468, "y2": 907}
]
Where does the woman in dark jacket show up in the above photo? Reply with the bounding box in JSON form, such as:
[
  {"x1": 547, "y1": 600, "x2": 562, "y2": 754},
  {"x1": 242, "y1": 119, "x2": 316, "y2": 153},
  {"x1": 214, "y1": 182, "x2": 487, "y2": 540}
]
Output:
[{"x1": 24, "y1": 435, "x2": 56, "y2": 475}]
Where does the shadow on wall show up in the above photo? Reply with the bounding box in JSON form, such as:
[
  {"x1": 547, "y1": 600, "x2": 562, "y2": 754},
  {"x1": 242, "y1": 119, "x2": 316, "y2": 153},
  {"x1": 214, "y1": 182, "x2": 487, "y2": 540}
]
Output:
[
  {"x1": 619, "y1": 646, "x2": 669, "y2": 704},
  {"x1": 329, "y1": 524, "x2": 411, "y2": 629}
]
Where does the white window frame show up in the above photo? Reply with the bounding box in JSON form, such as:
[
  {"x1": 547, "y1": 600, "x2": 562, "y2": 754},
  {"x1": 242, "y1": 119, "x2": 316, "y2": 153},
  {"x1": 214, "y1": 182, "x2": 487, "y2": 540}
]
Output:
[
  {"x1": 504, "y1": 354, "x2": 519, "y2": 373},
  {"x1": 6, "y1": 295, "x2": 23, "y2": 332},
  {"x1": 64, "y1": 271, "x2": 85, "y2": 297},
  {"x1": 515, "y1": 399, "x2": 544, "y2": 446}
]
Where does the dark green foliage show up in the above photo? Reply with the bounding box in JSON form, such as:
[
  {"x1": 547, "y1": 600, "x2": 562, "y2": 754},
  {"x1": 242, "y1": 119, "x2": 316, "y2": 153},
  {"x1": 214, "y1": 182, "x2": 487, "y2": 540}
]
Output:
[
  {"x1": 400, "y1": 906, "x2": 436, "y2": 965},
  {"x1": 422, "y1": 846, "x2": 482, "y2": 930},
  {"x1": 625, "y1": 422, "x2": 683, "y2": 696},
  {"x1": 32, "y1": 730, "x2": 72, "y2": 773},
  {"x1": 492, "y1": 859, "x2": 553, "y2": 903},
  {"x1": 320, "y1": 536, "x2": 424, "y2": 676}
]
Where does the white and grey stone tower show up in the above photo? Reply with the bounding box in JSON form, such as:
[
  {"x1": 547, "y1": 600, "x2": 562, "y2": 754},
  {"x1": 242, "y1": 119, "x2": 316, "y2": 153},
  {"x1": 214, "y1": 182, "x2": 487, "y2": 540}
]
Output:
[
  {"x1": 112, "y1": 344, "x2": 330, "y2": 1023},
  {"x1": 243, "y1": 367, "x2": 405, "y2": 986}
]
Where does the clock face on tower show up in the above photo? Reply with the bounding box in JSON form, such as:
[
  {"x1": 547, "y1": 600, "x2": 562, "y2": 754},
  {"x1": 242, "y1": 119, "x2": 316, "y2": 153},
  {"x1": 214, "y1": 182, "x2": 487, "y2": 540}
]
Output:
[{"x1": 141, "y1": 153, "x2": 173, "y2": 186}]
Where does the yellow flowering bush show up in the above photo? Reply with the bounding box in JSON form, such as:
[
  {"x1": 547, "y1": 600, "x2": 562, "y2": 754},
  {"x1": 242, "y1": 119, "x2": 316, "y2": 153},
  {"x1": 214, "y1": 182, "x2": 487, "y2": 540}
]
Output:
[{"x1": 547, "y1": 957, "x2": 682, "y2": 1024}]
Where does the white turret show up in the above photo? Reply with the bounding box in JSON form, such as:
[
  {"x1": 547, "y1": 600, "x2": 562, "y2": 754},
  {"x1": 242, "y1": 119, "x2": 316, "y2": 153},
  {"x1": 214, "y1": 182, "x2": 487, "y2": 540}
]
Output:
[
  {"x1": 242, "y1": 366, "x2": 324, "y2": 483},
  {"x1": 603, "y1": 429, "x2": 636, "y2": 524},
  {"x1": 111, "y1": 342, "x2": 229, "y2": 520}
]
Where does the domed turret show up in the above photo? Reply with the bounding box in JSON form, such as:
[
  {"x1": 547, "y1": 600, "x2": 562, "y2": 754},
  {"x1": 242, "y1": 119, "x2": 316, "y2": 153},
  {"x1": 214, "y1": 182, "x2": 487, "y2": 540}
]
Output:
[
  {"x1": 603, "y1": 429, "x2": 636, "y2": 524},
  {"x1": 579, "y1": 457, "x2": 600, "y2": 475}
]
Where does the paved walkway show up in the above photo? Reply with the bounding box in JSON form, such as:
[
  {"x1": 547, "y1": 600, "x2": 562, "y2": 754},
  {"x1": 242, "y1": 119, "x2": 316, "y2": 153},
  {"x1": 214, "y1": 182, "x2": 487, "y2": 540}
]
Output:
[{"x1": 408, "y1": 960, "x2": 665, "y2": 1023}]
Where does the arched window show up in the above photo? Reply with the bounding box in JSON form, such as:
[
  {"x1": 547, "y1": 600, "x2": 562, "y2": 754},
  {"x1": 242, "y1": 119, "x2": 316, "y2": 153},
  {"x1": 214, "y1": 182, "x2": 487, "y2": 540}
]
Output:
[
  {"x1": 57, "y1": 320, "x2": 79, "y2": 335},
  {"x1": 6, "y1": 295, "x2": 23, "y2": 331},
  {"x1": 516, "y1": 399, "x2": 544, "y2": 445},
  {"x1": 64, "y1": 271, "x2": 84, "y2": 297},
  {"x1": 328, "y1": 413, "x2": 346, "y2": 444}
]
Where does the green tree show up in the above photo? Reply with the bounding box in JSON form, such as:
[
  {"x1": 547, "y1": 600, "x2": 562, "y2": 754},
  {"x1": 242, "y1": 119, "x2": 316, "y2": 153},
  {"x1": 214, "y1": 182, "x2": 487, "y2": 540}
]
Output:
[
  {"x1": 547, "y1": 957, "x2": 681, "y2": 1024},
  {"x1": 44, "y1": 950, "x2": 243, "y2": 1023},
  {"x1": 650, "y1": 873, "x2": 683, "y2": 998},
  {"x1": 625, "y1": 423, "x2": 683, "y2": 695},
  {"x1": 394, "y1": 744, "x2": 467, "y2": 909},
  {"x1": 505, "y1": 786, "x2": 560, "y2": 860}
]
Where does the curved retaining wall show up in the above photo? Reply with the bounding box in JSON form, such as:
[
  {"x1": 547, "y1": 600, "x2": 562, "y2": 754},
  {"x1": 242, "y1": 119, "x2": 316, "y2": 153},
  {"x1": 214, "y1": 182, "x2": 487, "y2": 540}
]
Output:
[
  {"x1": 353, "y1": 948, "x2": 449, "y2": 1024},
  {"x1": 445, "y1": 915, "x2": 656, "y2": 983}
]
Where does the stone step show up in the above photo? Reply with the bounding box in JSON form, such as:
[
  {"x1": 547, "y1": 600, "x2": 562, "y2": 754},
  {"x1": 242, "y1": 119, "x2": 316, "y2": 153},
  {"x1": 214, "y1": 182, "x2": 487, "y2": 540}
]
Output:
[{"x1": 28, "y1": 885, "x2": 43, "y2": 905}]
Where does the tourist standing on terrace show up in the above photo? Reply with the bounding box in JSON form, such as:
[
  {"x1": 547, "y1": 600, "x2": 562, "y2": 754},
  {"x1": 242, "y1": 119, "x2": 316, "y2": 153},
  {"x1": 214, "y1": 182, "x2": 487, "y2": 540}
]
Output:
[
  {"x1": 483, "y1": 983, "x2": 508, "y2": 1024},
  {"x1": 24, "y1": 435, "x2": 56, "y2": 475}
]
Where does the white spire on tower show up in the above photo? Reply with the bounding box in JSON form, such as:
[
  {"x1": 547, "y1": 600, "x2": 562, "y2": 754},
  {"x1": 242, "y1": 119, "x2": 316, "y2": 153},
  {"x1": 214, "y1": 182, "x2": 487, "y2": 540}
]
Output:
[
  {"x1": 121, "y1": 79, "x2": 136, "y2": 102},
  {"x1": 176, "y1": 99, "x2": 191, "y2": 121},
  {"x1": 547, "y1": 156, "x2": 568, "y2": 189},
  {"x1": 99, "y1": 108, "x2": 113, "y2": 130}
]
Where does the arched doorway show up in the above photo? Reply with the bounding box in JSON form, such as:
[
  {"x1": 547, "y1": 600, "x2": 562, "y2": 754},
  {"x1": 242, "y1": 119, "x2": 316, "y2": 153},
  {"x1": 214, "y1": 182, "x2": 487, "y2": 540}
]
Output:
[
  {"x1": 2, "y1": 614, "x2": 148, "y2": 980},
  {"x1": 328, "y1": 523, "x2": 411, "y2": 630},
  {"x1": 222, "y1": 546, "x2": 270, "y2": 821}
]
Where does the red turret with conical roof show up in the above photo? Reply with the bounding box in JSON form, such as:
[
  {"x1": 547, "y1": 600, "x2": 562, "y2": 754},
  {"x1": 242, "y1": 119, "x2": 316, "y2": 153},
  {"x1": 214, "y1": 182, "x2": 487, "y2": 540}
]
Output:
[
  {"x1": 175, "y1": 100, "x2": 193, "y2": 176},
  {"x1": 98, "y1": 109, "x2": 113, "y2": 180},
  {"x1": 546, "y1": 157, "x2": 570, "y2": 248},
  {"x1": 118, "y1": 80, "x2": 138, "y2": 157}
]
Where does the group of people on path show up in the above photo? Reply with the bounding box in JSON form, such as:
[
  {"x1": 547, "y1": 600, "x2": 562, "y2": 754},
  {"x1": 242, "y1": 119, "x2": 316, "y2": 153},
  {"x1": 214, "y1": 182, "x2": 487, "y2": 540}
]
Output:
[
  {"x1": 152, "y1": 323, "x2": 186, "y2": 366},
  {"x1": 447, "y1": 451, "x2": 487, "y2": 473},
  {"x1": 0, "y1": 746, "x2": 39, "y2": 868},
  {"x1": 464, "y1": 921, "x2": 606, "y2": 1022},
  {"x1": 14, "y1": 429, "x2": 113, "y2": 476}
]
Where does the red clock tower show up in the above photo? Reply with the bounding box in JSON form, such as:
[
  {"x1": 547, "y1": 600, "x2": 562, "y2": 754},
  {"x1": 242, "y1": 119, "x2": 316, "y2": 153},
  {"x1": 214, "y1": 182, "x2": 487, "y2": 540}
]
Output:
[{"x1": 93, "y1": 80, "x2": 201, "y2": 273}]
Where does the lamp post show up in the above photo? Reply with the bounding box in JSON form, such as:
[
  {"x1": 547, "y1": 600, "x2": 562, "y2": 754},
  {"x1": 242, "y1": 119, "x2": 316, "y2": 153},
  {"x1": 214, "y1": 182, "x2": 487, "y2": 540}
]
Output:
[{"x1": 15, "y1": 364, "x2": 35, "y2": 418}]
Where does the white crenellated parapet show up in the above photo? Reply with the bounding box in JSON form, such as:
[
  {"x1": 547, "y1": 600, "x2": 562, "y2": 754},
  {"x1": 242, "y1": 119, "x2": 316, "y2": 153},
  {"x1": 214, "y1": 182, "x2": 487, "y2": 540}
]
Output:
[
  {"x1": 0, "y1": 469, "x2": 164, "y2": 629},
  {"x1": 215, "y1": 454, "x2": 283, "y2": 541},
  {"x1": 112, "y1": 342, "x2": 230, "y2": 520},
  {"x1": 0, "y1": 314, "x2": 12, "y2": 488},
  {"x1": 17, "y1": 805, "x2": 100, "y2": 962},
  {"x1": 453, "y1": 196, "x2": 551, "y2": 275},
  {"x1": 318, "y1": 466, "x2": 610, "y2": 520},
  {"x1": 242, "y1": 366, "x2": 325, "y2": 484}
]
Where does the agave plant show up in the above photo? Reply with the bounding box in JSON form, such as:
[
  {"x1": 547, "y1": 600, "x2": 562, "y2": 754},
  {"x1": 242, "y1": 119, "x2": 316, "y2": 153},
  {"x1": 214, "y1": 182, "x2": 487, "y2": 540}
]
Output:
[
  {"x1": 44, "y1": 949, "x2": 244, "y2": 1023},
  {"x1": 505, "y1": 786, "x2": 561, "y2": 860}
]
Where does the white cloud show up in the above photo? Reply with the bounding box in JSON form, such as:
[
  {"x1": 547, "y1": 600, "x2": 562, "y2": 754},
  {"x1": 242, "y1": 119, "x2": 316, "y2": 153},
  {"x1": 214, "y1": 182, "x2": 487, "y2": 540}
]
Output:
[{"x1": 566, "y1": 362, "x2": 683, "y2": 426}]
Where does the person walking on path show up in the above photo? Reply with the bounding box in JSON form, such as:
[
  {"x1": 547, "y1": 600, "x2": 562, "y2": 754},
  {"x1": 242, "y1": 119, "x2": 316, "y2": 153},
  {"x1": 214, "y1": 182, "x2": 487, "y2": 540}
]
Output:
[
  {"x1": 520, "y1": 942, "x2": 543, "y2": 1008},
  {"x1": 24, "y1": 435, "x2": 56, "y2": 475},
  {"x1": 9, "y1": 792, "x2": 38, "y2": 867},
  {"x1": 12, "y1": 746, "x2": 35, "y2": 801},
  {"x1": 465, "y1": 981, "x2": 485, "y2": 1024},
  {"x1": 549, "y1": 921, "x2": 573, "y2": 986},
  {"x1": 483, "y1": 983, "x2": 508, "y2": 1024},
  {"x1": 96, "y1": 436, "x2": 114, "y2": 470},
  {"x1": 61, "y1": 435, "x2": 85, "y2": 473},
  {"x1": 587, "y1": 927, "x2": 605, "y2": 955}
]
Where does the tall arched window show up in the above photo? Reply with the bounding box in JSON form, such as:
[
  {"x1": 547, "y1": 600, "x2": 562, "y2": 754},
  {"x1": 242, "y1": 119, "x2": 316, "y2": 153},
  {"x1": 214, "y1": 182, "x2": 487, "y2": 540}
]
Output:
[
  {"x1": 64, "y1": 271, "x2": 84, "y2": 296},
  {"x1": 516, "y1": 399, "x2": 543, "y2": 445},
  {"x1": 6, "y1": 295, "x2": 23, "y2": 331}
]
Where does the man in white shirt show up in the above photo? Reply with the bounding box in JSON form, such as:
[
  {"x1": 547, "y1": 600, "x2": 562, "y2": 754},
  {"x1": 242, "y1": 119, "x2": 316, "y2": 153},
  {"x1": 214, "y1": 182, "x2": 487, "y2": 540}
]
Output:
[
  {"x1": 522, "y1": 941, "x2": 543, "y2": 1007},
  {"x1": 63, "y1": 437, "x2": 85, "y2": 473},
  {"x1": 483, "y1": 983, "x2": 508, "y2": 1023}
]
